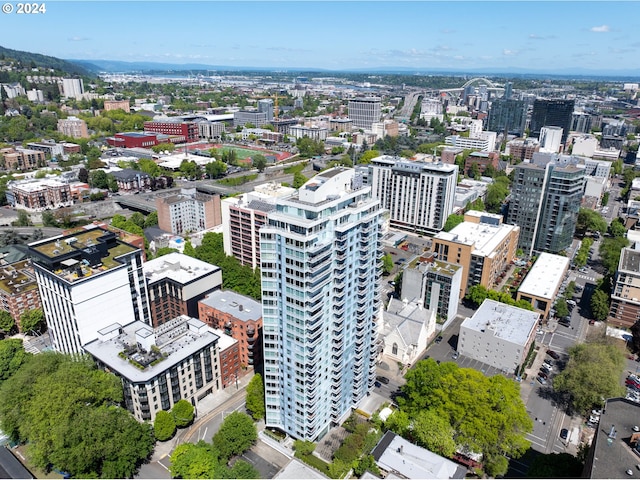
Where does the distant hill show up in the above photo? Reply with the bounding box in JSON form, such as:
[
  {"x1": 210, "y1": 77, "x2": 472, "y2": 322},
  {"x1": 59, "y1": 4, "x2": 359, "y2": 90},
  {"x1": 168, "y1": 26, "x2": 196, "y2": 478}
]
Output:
[
  {"x1": 0, "y1": 46, "x2": 91, "y2": 76},
  {"x1": 70, "y1": 59, "x2": 296, "y2": 74}
]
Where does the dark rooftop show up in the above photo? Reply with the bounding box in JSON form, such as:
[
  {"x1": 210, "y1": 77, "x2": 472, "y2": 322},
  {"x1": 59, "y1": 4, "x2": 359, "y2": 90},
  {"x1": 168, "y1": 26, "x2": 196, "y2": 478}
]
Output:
[{"x1": 621, "y1": 248, "x2": 640, "y2": 273}]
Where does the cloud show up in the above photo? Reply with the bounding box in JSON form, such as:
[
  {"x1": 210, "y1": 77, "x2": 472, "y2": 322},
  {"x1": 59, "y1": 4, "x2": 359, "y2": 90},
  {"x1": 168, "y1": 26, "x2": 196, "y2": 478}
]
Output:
[
  {"x1": 528, "y1": 34, "x2": 556, "y2": 40},
  {"x1": 503, "y1": 49, "x2": 518, "y2": 56},
  {"x1": 590, "y1": 25, "x2": 610, "y2": 33},
  {"x1": 68, "y1": 36, "x2": 88, "y2": 42}
]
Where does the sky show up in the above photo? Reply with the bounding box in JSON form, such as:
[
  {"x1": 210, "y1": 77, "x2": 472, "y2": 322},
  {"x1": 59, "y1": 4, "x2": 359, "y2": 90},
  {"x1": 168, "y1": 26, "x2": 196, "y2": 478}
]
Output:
[{"x1": 1, "y1": 1, "x2": 640, "y2": 74}]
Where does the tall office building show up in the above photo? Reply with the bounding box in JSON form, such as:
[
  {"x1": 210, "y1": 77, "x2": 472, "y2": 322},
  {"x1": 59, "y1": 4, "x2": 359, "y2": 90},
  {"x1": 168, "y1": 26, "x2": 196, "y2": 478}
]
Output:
[
  {"x1": 260, "y1": 168, "x2": 384, "y2": 440},
  {"x1": 364, "y1": 155, "x2": 458, "y2": 235},
  {"x1": 486, "y1": 98, "x2": 527, "y2": 136},
  {"x1": 507, "y1": 162, "x2": 585, "y2": 256},
  {"x1": 348, "y1": 97, "x2": 382, "y2": 129},
  {"x1": 258, "y1": 99, "x2": 274, "y2": 122},
  {"x1": 29, "y1": 227, "x2": 150, "y2": 354},
  {"x1": 530, "y1": 99, "x2": 574, "y2": 145}
]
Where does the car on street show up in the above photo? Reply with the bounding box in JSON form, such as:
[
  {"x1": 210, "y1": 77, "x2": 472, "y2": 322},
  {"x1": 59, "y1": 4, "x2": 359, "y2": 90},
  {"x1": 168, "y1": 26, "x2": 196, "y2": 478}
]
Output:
[
  {"x1": 547, "y1": 350, "x2": 560, "y2": 360},
  {"x1": 537, "y1": 376, "x2": 547, "y2": 385},
  {"x1": 376, "y1": 376, "x2": 390, "y2": 384},
  {"x1": 374, "y1": 381, "x2": 382, "y2": 388},
  {"x1": 560, "y1": 428, "x2": 569, "y2": 440},
  {"x1": 579, "y1": 267, "x2": 588, "y2": 273},
  {"x1": 452, "y1": 352, "x2": 459, "y2": 360},
  {"x1": 435, "y1": 335, "x2": 443, "y2": 344}
]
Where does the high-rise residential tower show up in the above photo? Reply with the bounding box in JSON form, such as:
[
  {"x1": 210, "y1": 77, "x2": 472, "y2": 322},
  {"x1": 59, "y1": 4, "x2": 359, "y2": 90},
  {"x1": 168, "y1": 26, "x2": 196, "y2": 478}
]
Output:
[
  {"x1": 260, "y1": 168, "x2": 384, "y2": 440},
  {"x1": 363, "y1": 155, "x2": 458, "y2": 235},
  {"x1": 348, "y1": 97, "x2": 382, "y2": 129},
  {"x1": 507, "y1": 162, "x2": 585, "y2": 256},
  {"x1": 486, "y1": 98, "x2": 527, "y2": 136},
  {"x1": 530, "y1": 99, "x2": 575, "y2": 145}
]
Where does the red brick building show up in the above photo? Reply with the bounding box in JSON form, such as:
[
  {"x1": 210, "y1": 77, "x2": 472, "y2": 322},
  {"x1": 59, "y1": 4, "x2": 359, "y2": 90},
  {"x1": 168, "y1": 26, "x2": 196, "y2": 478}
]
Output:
[
  {"x1": 198, "y1": 290, "x2": 262, "y2": 371},
  {"x1": 464, "y1": 151, "x2": 500, "y2": 176},
  {"x1": 143, "y1": 121, "x2": 199, "y2": 143},
  {"x1": 107, "y1": 132, "x2": 160, "y2": 148},
  {"x1": 214, "y1": 331, "x2": 241, "y2": 389},
  {"x1": 0, "y1": 260, "x2": 42, "y2": 331}
]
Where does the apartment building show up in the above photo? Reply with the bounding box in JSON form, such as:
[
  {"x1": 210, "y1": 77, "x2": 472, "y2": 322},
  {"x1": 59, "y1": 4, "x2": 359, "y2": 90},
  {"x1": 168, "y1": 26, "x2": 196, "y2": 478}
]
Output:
[
  {"x1": 0, "y1": 260, "x2": 41, "y2": 331},
  {"x1": 156, "y1": 187, "x2": 222, "y2": 236},
  {"x1": 445, "y1": 132, "x2": 497, "y2": 152},
  {"x1": 348, "y1": 97, "x2": 382, "y2": 129},
  {"x1": 143, "y1": 252, "x2": 222, "y2": 328},
  {"x1": 400, "y1": 254, "x2": 462, "y2": 324},
  {"x1": 57, "y1": 116, "x2": 89, "y2": 138},
  {"x1": 459, "y1": 299, "x2": 539, "y2": 373},
  {"x1": 110, "y1": 169, "x2": 152, "y2": 192},
  {"x1": 221, "y1": 183, "x2": 295, "y2": 269},
  {"x1": 261, "y1": 167, "x2": 384, "y2": 440},
  {"x1": 608, "y1": 244, "x2": 640, "y2": 328},
  {"x1": 486, "y1": 98, "x2": 527, "y2": 136},
  {"x1": 198, "y1": 290, "x2": 262, "y2": 370},
  {"x1": 29, "y1": 227, "x2": 150, "y2": 354},
  {"x1": 507, "y1": 161, "x2": 585, "y2": 256},
  {"x1": 364, "y1": 155, "x2": 458, "y2": 235},
  {"x1": 0, "y1": 147, "x2": 46, "y2": 171},
  {"x1": 530, "y1": 99, "x2": 575, "y2": 145},
  {"x1": 84, "y1": 316, "x2": 238, "y2": 421},
  {"x1": 107, "y1": 132, "x2": 162, "y2": 148},
  {"x1": 103, "y1": 99, "x2": 131, "y2": 112},
  {"x1": 464, "y1": 151, "x2": 499, "y2": 176},
  {"x1": 7, "y1": 178, "x2": 72, "y2": 211},
  {"x1": 432, "y1": 211, "x2": 519, "y2": 298},
  {"x1": 506, "y1": 138, "x2": 540, "y2": 162},
  {"x1": 233, "y1": 110, "x2": 270, "y2": 128},
  {"x1": 61, "y1": 78, "x2": 84, "y2": 99}
]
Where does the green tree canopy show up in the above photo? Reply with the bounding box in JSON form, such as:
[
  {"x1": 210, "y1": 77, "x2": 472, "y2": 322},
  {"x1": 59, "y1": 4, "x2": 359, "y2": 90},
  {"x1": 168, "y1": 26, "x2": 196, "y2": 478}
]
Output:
[
  {"x1": 211, "y1": 411, "x2": 257, "y2": 462},
  {"x1": 251, "y1": 154, "x2": 268, "y2": 172},
  {"x1": 553, "y1": 340, "x2": 626, "y2": 413},
  {"x1": 576, "y1": 208, "x2": 607, "y2": 235},
  {"x1": 358, "y1": 149, "x2": 381, "y2": 164},
  {"x1": 0, "y1": 310, "x2": 15, "y2": 333},
  {"x1": 170, "y1": 441, "x2": 220, "y2": 479},
  {"x1": 591, "y1": 289, "x2": 610, "y2": 322},
  {"x1": 398, "y1": 359, "x2": 532, "y2": 461},
  {"x1": 205, "y1": 160, "x2": 227, "y2": 179},
  {"x1": 443, "y1": 213, "x2": 464, "y2": 232},
  {"x1": 171, "y1": 399, "x2": 195, "y2": 428},
  {"x1": 19, "y1": 308, "x2": 45, "y2": 334},
  {"x1": 485, "y1": 176, "x2": 511, "y2": 213},
  {"x1": 154, "y1": 410, "x2": 176, "y2": 441},
  {"x1": 411, "y1": 409, "x2": 456, "y2": 457},
  {"x1": 555, "y1": 298, "x2": 569, "y2": 319},
  {"x1": 0, "y1": 352, "x2": 153, "y2": 477},
  {"x1": 245, "y1": 374, "x2": 265, "y2": 420},
  {"x1": 599, "y1": 236, "x2": 629, "y2": 275},
  {"x1": 0, "y1": 338, "x2": 30, "y2": 386},
  {"x1": 144, "y1": 211, "x2": 158, "y2": 228},
  {"x1": 382, "y1": 253, "x2": 394, "y2": 275}
]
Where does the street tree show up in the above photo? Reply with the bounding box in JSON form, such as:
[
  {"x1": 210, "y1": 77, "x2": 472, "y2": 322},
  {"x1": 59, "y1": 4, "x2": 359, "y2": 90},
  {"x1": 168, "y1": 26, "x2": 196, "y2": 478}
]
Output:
[
  {"x1": 358, "y1": 149, "x2": 381, "y2": 164},
  {"x1": 0, "y1": 310, "x2": 15, "y2": 333},
  {"x1": 144, "y1": 211, "x2": 158, "y2": 228},
  {"x1": 555, "y1": 298, "x2": 569, "y2": 319},
  {"x1": 553, "y1": 340, "x2": 626, "y2": 413},
  {"x1": 608, "y1": 217, "x2": 627, "y2": 238},
  {"x1": 411, "y1": 409, "x2": 456, "y2": 457},
  {"x1": 293, "y1": 172, "x2": 308, "y2": 188},
  {"x1": 169, "y1": 441, "x2": 220, "y2": 479},
  {"x1": 599, "y1": 236, "x2": 629, "y2": 274},
  {"x1": 171, "y1": 399, "x2": 194, "y2": 428},
  {"x1": 154, "y1": 410, "x2": 176, "y2": 441},
  {"x1": 211, "y1": 411, "x2": 257, "y2": 462},
  {"x1": 591, "y1": 289, "x2": 610, "y2": 322},
  {"x1": 576, "y1": 208, "x2": 607, "y2": 235},
  {"x1": 382, "y1": 254, "x2": 394, "y2": 275},
  {"x1": 0, "y1": 338, "x2": 30, "y2": 386},
  {"x1": 205, "y1": 160, "x2": 227, "y2": 179},
  {"x1": 251, "y1": 154, "x2": 267, "y2": 172},
  {"x1": 12, "y1": 210, "x2": 32, "y2": 227},
  {"x1": 19, "y1": 308, "x2": 45, "y2": 334},
  {"x1": 245, "y1": 373, "x2": 265, "y2": 420}
]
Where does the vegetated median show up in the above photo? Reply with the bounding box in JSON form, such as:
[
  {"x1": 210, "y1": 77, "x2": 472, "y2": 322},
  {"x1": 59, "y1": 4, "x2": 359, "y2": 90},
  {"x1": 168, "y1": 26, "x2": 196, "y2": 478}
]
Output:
[{"x1": 217, "y1": 173, "x2": 259, "y2": 187}]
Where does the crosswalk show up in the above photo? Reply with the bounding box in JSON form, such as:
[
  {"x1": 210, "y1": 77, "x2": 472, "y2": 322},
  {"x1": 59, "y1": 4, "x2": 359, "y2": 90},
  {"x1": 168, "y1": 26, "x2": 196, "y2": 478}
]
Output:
[{"x1": 573, "y1": 274, "x2": 595, "y2": 282}]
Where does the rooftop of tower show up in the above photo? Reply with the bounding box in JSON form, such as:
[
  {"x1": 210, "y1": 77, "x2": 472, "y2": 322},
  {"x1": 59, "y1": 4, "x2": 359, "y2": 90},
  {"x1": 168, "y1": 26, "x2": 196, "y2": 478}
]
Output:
[{"x1": 28, "y1": 226, "x2": 138, "y2": 282}]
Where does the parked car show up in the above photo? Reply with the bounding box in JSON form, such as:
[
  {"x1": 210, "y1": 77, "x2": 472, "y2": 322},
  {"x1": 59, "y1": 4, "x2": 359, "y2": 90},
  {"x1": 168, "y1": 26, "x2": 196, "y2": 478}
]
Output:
[
  {"x1": 538, "y1": 371, "x2": 548, "y2": 380},
  {"x1": 435, "y1": 335, "x2": 443, "y2": 344},
  {"x1": 537, "y1": 376, "x2": 547, "y2": 385},
  {"x1": 452, "y1": 352, "x2": 459, "y2": 360},
  {"x1": 547, "y1": 350, "x2": 560, "y2": 360},
  {"x1": 376, "y1": 376, "x2": 390, "y2": 384},
  {"x1": 560, "y1": 428, "x2": 569, "y2": 440},
  {"x1": 540, "y1": 365, "x2": 551, "y2": 375}
]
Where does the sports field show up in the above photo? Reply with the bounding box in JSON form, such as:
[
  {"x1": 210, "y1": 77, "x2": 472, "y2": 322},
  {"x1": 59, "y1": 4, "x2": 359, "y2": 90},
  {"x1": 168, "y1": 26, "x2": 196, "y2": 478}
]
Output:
[{"x1": 189, "y1": 143, "x2": 292, "y2": 162}]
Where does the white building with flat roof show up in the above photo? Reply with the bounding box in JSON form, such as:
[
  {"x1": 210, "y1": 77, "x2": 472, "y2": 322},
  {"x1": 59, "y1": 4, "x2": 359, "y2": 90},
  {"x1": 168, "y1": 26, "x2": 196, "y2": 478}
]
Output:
[
  {"x1": 458, "y1": 299, "x2": 539, "y2": 373},
  {"x1": 84, "y1": 316, "x2": 231, "y2": 421},
  {"x1": 516, "y1": 252, "x2": 570, "y2": 317}
]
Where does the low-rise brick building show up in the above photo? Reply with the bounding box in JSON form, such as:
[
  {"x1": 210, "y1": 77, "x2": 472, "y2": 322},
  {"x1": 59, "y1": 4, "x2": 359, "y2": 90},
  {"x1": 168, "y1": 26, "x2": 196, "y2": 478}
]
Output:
[
  {"x1": 0, "y1": 260, "x2": 41, "y2": 331},
  {"x1": 198, "y1": 290, "x2": 262, "y2": 371}
]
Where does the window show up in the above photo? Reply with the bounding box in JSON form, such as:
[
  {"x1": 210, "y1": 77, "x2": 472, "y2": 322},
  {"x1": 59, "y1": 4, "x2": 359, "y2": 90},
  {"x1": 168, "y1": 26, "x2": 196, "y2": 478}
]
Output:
[{"x1": 392, "y1": 343, "x2": 398, "y2": 355}]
